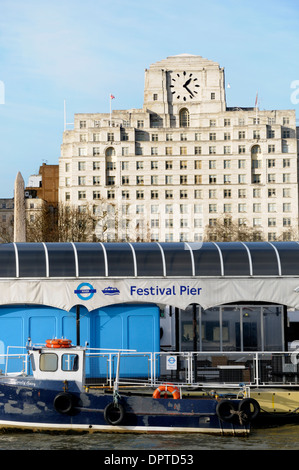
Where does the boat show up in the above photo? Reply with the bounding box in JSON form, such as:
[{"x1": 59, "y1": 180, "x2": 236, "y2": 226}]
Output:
[{"x1": 0, "y1": 338, "x2": 261, "y2": 435}]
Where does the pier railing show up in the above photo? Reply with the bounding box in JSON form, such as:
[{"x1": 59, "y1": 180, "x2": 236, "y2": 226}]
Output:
[
  {"x1": 85, "y1": 350, "x2": 299, "y2": 389},
  {"x1": 1, "y1": 348, "x2": 299, "y2": 389}
]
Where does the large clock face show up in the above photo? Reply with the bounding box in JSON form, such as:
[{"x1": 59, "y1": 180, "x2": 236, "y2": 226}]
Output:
[{"x1": 169, "y1": 71, "x2": 200, "y2": 101}]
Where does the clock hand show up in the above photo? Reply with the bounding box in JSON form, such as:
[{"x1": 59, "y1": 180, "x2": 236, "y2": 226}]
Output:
[
  {"x1": 183, "y1": 78, "x2": 192, "y2": 87},
  {"x1": 185, "y1": 86, "x2": 194, "y2": 97}
]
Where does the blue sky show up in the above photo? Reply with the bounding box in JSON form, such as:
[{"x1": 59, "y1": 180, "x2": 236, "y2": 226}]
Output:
[{"x1": 0, "y1": 0, "x2": 298, "y2": 198}]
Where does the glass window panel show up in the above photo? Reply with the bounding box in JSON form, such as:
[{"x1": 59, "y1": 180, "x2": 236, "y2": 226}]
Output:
[
  {"x1": 222, "y1": 306, "x2": 241, "y2": 351},
  {"x1": 0, "y1": 243, "x2": 16, "y2": 277},
  {"x1": 131, "y1": 243, "x2": 164, "y2": 276},
  {"x1": 160, "y1": 243, "x2": 193, "y2": 276},
  {"x1": 263, "y1": 306, "x2": 283, "y2": 351},
  {"x1": 179, "y1": 305, "x2": 199, "y2": 351},
  {"x1": 75, "y1": 243, "x2": 106, "y2": 276},
  {"x1": 244, "y1": 242, "x2": 279, "y2": 275},
  {"x1": 241, "y1": 307, "x2": 261, "y2": 351},
  {"x1": 192, "y1": 243, "x2": 222, "y2": 276},
  {"x1": 104, "y1": 243, "x2": 134, "y2": 276},
  {"x1": 39, "y1": 353, "x2": 58, "y2": 372},
  {"x1": 201, "y1": 307, "x2": 220, "y2": 351},
  {"x1": 46, "y1": 243, "x2": 76, "y2": 277},
  {"x1": 17, "y1": 243, "x2": 47, "y2": 277},
  {"x1": 272, "y1": 242, "x2": 299, "y2": 275},
  {"x1": 218, "y1": 242, "x2": 250, "y2": 276},
  {"x1": 62, "y1": 354, "x2": 79, "y2": 371}
]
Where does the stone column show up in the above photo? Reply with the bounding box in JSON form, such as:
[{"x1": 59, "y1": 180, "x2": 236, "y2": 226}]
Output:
[{"x1": 14, "y1": 172, "x2": 26, "y2": 242}]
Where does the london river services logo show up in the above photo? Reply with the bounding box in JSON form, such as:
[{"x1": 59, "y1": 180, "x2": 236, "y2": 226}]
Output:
[
  {"x1": 74, "y1": 283, "x2": 97, "y2": 301},
  {"x1": 101, "y1": 287, "x2": 120, "y2": 296}
]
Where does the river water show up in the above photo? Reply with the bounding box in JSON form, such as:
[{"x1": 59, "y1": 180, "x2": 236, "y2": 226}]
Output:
[{"x1": 0, "y1": 425, "x2": 298, "y2": 451}]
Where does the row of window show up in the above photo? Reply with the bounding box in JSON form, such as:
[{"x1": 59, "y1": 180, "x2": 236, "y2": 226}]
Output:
[
  {"x1": 66, "y1": 172, "x2": 294, "y2": 188},
  {"x1": 78, "y1": 116, "x2": 292, "y2": 129},
  {"x1": 79, "y1": 129, "x2": 293, "y2": 143},
  {"x1": 77, "y1": 143, "x2": 290, "y2": 156},
  {"x1": 70, "y1": 188, "x2": 295, "y2": 208},
  {"x1": 66, "y1": 158, "x2": 292, "y2": 173}
]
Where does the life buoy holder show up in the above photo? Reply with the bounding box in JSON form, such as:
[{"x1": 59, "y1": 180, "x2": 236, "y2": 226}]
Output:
[
  {"x1": 104, "y1": 402, "x2": 125, "y2": 425},
  {"x1": 153, "y1": 384, "x2": 180, "y2": 399},
  {"x1": 46, "y1": 339, "x2": 72, "y2": 349}
]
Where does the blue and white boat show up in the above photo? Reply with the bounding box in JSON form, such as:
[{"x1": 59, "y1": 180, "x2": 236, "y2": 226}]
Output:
[{"x1": 0, "y1": 339, "x2": 259, "y2": 435}]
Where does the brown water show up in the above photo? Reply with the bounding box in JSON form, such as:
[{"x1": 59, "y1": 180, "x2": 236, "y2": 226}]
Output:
[{"x1": 0, "y1": 425, "x2": 298, "y2": 450}]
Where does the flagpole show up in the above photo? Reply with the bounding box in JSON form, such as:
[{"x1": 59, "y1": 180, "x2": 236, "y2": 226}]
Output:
[{"x1": 110, "y1": 95, "x2": 112, "y2": 126}]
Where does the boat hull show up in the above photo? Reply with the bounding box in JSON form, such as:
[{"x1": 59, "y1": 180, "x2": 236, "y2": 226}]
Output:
[{"x1": 0, "y1": 380, "x2": 250, "y2": 435}]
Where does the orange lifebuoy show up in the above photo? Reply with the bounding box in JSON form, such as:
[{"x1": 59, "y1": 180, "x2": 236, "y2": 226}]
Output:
[
  {"x1": 153, "y1": 384, "x2": 180, "y2": 399},
  {"x1": 46, "y1": 339, "x2": 72, "y2": 348}
]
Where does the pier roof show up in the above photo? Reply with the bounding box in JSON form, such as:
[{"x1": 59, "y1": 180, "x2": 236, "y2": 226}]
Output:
[{"x1": 1, "y1": 241, "x2": 299, "y2": 278}]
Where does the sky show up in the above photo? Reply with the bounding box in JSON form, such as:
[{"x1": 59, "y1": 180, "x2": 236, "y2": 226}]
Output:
[{"x1": 0, "y1": 0, "x2": 299, "y2": 198}]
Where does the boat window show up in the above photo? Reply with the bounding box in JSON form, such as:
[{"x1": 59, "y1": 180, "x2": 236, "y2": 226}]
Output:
[
  {"x1": 61, "y1": 354, "x2": 79, "y2": 371},
  {"x1": 39, "y1": 353, "x2": 58, "y2": 372}
]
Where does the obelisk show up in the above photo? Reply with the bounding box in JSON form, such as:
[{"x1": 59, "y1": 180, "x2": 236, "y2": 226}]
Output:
[{"x1": 14, "y1": 172, "x2": 26, "y2": 242}]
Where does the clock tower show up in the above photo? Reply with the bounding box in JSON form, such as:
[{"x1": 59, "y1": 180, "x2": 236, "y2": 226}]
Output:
[{"x1": 143, "y1": 54, "x2": 227, "y2": 123}]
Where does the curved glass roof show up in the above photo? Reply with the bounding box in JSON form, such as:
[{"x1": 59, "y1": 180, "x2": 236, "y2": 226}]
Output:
[{"x1": 1, "y1": 241, "x2": 299, "y2": 278}]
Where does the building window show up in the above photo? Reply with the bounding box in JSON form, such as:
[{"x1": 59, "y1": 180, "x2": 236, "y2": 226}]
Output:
[
  {"x1": 180, "y1": 147, "x2": 187, "y2": 155},
  {"x1": 78, "y1": 191, "x2": 86, "y2": 200},
  {"x1": 93, "y1": 191, "x2": 101, "y2": 200},
  {"x1": 180, "y1": 160, "x2": 187, "y2": 169},
  {"x1": 179, "y1": 108, "x2": 190, "y2": 127},
  {"x1": 180, "y1": 175, "x2": 188, "y2": 185}
]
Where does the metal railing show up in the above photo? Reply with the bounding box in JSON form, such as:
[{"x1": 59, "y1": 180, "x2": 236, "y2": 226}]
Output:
[
  {"x1": 86, "y1": 351, "x2": 299, "y2": 389},
  {"x1": 1, "y1": 348, "x2": 299, "y2": 390}
]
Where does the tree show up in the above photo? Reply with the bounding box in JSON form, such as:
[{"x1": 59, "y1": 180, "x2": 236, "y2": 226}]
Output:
[{"x1": 204, "y1": 215, "x2": 265, "y2": 242}]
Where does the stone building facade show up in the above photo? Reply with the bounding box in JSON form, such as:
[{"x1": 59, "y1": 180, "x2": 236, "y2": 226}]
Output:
[{"x1": 59, "y1": 54, "x2": 299, "y2": 242}]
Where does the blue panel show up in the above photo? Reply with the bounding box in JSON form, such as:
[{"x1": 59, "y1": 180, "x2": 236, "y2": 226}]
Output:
[
  {"x1": 29, "y1": 316, "x2": 57, "y2": 344},
  {"x1": 0, "y1": 316, "x2": 23, "y2": 373},
  {"x1": 90, "y1": 304, "x2": 160, "y2": 378},
  {"x1": 94, "y1": 313, "x2": 122, "y2": 350}
]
